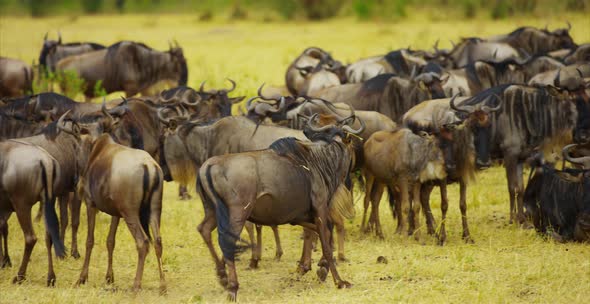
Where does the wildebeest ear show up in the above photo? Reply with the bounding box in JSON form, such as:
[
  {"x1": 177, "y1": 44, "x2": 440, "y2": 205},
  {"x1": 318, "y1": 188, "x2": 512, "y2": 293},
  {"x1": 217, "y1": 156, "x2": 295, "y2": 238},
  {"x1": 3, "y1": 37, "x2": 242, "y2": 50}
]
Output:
[{"x1": 230, "y1": 96, "x2": 246, "y2": 104}]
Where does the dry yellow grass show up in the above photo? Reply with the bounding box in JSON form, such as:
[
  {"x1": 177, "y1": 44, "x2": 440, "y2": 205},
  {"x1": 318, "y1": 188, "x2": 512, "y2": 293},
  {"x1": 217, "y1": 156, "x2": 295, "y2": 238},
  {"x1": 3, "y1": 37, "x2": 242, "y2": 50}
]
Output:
[{"x1": 1, "y1": 14, "x2": 590, "y2": 304}]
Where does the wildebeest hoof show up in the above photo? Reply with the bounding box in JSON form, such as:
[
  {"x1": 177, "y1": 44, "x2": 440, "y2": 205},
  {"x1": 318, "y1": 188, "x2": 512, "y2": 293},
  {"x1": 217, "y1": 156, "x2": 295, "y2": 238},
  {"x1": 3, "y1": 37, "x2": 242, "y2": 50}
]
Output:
[
  {"x1": 227, "y1": 290, "x2": 237, "y2": 302},
  {"x1": 337, "y1": 280, "x2": 352, "y2": 289},
  {"x1": 159, "y1": 283, "x2": 168, "y2": 296},
  {"x1": 105, "y1": 273, "x2": 114, "y2": 284},
  {"x1": 75, "y1": 276, "x2": 87, "y2": 287},
  {"x1": 179, "y1": 193, "x2": 192, "y2": 201},
  {"x1": 248, "y1": 259, "x2": 259, "y2": 269},
  {"x1": 1, "y1": 256, "x2": 11, "y2": 268},
  {"x1": 47, "y1": 274, "x2": 56, "y2": 287},
  {"x1": 462, "y1": 235, "x2": 475, "y2": 244},
  {"x1": 71, "y1": 250, "x2": 81, "y2": 260},
  {"x1": 274, "y1": 251, "x2": 283, "y2": 261},
  {"x1": 296, "y1": 263, "x2": 311, "y2": 275},
  {"x1": 338, "y1": 255, "x2": 348, "y2": 262},
  {"x1": 316, "y1": 267, "x2": 328, "y2": 282},
  {"x1": 132, "y1": 285, "x2": 142, "y2": 293},
  {"x1": 12, "y1": 275, "x2": 25, "y2": 284}
]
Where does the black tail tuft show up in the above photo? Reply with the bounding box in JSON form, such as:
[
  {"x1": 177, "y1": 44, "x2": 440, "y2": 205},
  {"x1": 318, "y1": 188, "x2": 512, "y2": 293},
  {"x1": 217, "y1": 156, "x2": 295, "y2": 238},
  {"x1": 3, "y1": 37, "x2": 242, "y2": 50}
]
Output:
[
  {"x1": 41, "y1": 160, "x2": 65, "y2": 258},
  {"x1": 205, "y1": 165, "x2": 248, "y2": 261},
  {"x1": 386, "y1": 185, "x2": 397, "y2": 219},
  {"x1": 139, "y1": 165, "x2": 152, "y2": 241}
]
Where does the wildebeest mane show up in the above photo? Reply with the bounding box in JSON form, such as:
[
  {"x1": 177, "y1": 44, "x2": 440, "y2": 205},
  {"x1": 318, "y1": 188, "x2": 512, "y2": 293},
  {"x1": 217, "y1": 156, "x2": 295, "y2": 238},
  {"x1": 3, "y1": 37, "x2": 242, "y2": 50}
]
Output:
[
  {"x1": 359, "y1": 73, "x2": 397, "y2": 95},
  {"x1": 384, "y1": 51, "x2": 410, "y2": 76}
]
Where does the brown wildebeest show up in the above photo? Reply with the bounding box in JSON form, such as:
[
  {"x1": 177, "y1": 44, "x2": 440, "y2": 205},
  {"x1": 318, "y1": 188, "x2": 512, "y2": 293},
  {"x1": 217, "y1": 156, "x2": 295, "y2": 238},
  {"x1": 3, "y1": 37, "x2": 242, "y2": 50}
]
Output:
[
  {"x1": 362, "y1": 128, "x2": 447, "y2": 239},
  {"x1": 0, "y1": 57, "x2": 33, "y2": 98},
  {"x1": 56, "y1": 41, "x2": 187, "y2": 100},
  {"x1": 0, "y1": 139, "x2": 65, "y2": 285},
  {"x1": 73, "y1": 124, "x2": 165, "y2": 292},
  {"x1": 196, "y1": 115, "x2": 362, "y2": 301},
  {"x1": 346, "y1": 48, "x2": 432, "y2": 83},
  {"x1": 38, "y1": 32, "x2": 105, "y2": 73},
  {"x1": 488, "y1": 24, "x2": 577, "y2": 56},
  {"x1": 285, "y1": 47, "x2": 343, "y2": 96}
]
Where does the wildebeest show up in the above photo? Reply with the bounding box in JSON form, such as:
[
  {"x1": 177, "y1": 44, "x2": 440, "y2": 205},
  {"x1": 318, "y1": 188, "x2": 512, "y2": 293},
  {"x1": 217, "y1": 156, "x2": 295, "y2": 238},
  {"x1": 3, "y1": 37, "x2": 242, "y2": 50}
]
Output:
[
  {"x1": 427, "y1": 38, "x2": 525, "y2": 69},
  {"x1": 362, "y1": 128, "x2": 447, "y2": 238},
  {"x1": 312, "y1": 72, "x2": 446, "y2": 123},
  {"x1": 528, "y1": 63, "x2": 590, "y2": 88},
  {"x1": 564, "y1": 43, "x2": 590, "y2": 64},
  {"x1": 38, "y1": 32, "x2": 105, "y2": 73},
  {"x1": 524, "y1": 145, "x2": 590, "y2": 242},
  {"x1": 196, "y1": 116, "x2": 361, "y2": 301},
  {"x1": 73, "y1": 130, "x2": 166, "y2": 292},
  {"x1": 56, "y1": 41, "x2": 188, "y2": 100},
  {"x1": 401, "y1": 96, "x2": 500, "y2": 243},
  {"x1": 488, "y1": 24, "x2": 577, "y2": 56},
  {"x1": 285, "y1": 47, "x2": 343, "y2": 96},
  {"x1": 0, "y1": 57, "x2": 33, "y2": 98},
  {"x1": 0, "y1": 138, "x2": 65, "y2": 285},
  {"x1": 452, "y1": 83, "x2": 589, "y2": 223},
  {"x1": 442, "y1": 56, "x2": 564, "y2": 97}
]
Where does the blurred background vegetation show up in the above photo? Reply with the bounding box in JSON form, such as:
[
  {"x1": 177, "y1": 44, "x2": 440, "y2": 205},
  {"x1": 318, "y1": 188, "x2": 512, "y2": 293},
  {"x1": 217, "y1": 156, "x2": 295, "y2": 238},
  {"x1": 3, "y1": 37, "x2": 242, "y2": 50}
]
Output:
[{"x1": 0, "y1": 0, "x2": 588, "y2": 20}]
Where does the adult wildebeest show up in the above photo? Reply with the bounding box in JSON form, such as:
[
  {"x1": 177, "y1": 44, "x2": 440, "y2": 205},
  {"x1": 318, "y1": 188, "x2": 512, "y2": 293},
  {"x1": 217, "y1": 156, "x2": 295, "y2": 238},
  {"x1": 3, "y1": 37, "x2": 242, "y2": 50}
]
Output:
[
  {"x1": 488, "y1": 24, "x2": 577, "y2": 56},
  {"x1": 524, "y1": 145, "x2": 590, "y2": 242},
  {"x1": 452, "y1": 82, "x2": 589, "y2": 223},
  {"x1": 528, "y1": 64, "x2": 590, "y2": 88},
  {"x1": 564, "y1": 43, "x2": 590, "y2": 64},
  {"x1": 346, "y1": 49, "x2": 439, "y2": 83},
  {"x1": 428, "y1": 38, "x2": 525, "y2": 69},
  {"x1": 0, "y1": 138, "x2": 65, "y2": 285},
  {"x1": 362, "y1": 128, "x2": 447, "y2": 238},
  {"x1": 56, "y1": 41, "x2": 187, "y2": 100},
  {"x1": 39, "y1": 32, "x2": 105, "y2": 73},
  {"x1": 0, "y1": 57, "x2": 33, "y2": 98},
  {"x1": 442, "y1": 56, "x2": 564, "y2": 97},
  {"x1": 401, "y1": 95, "x2": 500, "y2": 243},
  {"x1": 311, "y1": 72, "x2": 446, "y2": 123},
  {"x1": 73, "y1": 130, "x2": 165, "y2": 292},
  {"x1": 196, "y1": 116, "x2": 362, "y2": 301},
  {"x1": 285, "y1": 47, "x2": 343, "y2": 96}
]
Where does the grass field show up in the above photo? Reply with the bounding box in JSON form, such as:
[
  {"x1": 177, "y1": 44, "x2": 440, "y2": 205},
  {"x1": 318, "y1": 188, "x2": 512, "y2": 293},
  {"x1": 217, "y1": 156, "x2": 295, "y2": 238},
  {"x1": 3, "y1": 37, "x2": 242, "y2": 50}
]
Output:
[{"x1": 1, "y1": 14, "x2": 590, "y2": 303}]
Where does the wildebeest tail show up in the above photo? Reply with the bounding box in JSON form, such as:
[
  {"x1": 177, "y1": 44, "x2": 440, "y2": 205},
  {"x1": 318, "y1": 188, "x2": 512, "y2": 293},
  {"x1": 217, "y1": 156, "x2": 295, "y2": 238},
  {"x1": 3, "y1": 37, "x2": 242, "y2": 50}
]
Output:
[
  {"x1": 23, "y1": 67, "x2": 33, "y2": 94},
  {"x1": 41, "y1": 159, "x2": 66, "y2": 258},
  {"x1": 139, "y1": 164, "x2": 154, "y2": 241},
  {"x1": 387, "y1": 185, "x2": 397, "y2": 219},
  {"x1": 202, "y1": 164, "x2": 250, "y2": 261}
]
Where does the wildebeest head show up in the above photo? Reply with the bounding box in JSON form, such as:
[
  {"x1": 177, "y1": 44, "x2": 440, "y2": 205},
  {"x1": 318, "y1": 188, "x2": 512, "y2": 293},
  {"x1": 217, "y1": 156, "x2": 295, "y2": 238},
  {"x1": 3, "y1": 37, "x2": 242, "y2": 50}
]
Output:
[
  {"x1": 39, "y1": 32, "x2": 62, "y2": 67},
  {"x1": 548, "y1": 68, "x2": 590, "y2": 143},
  {"x1": 195, "y1": 79, "x2": 245, "y2": 117},
  {"x1": 303, "y1": 105, "x2": 365, "y2": 144},
  {"x1": 547, "y1": 22, "x2": 577, "y2": 50},
  {"x1": 286, "y1": 47, "x2": 342, "y2": 95},
  {"x1": 167, "y1": 43, "x2": 188, "y2": 87},
  {"x1": 563, "y1": 143, "x2": 590, "y2": 169},
  {"x1": 450, "y1": 93, "x2": 502, "y2": 169},
  {"x1": 413, "y1": 71, "x2": 446, "y2": 99}
]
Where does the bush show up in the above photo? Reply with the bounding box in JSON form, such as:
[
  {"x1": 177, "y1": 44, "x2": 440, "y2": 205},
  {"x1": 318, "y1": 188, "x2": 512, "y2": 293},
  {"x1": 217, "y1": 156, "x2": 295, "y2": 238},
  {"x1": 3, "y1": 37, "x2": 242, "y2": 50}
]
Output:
[
  {"x1": 461, "y1": 0, "x2": 477, "y2": 18},
  {"x1": 491, "y1": 0, "x2": 512, "y2": 19},
  {"x1": 28, "y1": 0, "x2": 52, "y2": 17},
  {"x1": 274, "y1": 0, "x2": 297, "y2": 20},
  {"x1": 353, "y1": 0, "x2": 372, "y2": 20},
  {"x1": 55, "y1": 70, "x2": 86, "y2": 99},
  {"x1": 81, "y1": 0, "x2": 102, "y2": 13},
  {"x1": 301, "y1": 0, "x2": 343, "y2": 20}
]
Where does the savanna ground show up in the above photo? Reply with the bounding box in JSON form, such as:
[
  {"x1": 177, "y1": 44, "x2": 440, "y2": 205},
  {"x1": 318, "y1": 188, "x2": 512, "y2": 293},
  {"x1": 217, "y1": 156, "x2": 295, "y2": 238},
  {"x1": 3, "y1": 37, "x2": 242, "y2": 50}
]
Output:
[{"x1": 1, "y1": 13, "x2": 590, "y2": 303}]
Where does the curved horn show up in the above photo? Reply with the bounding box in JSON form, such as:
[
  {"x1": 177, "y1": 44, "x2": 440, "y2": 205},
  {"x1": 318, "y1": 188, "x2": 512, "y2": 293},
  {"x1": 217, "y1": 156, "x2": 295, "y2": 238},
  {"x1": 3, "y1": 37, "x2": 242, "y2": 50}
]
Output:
[
  {"x1": 181, "y1": 90, "x2": 201, "y2": 106},
  {"x1": 58, "y1": 31, "x2": 62, "y2": 44},
  {"x1": 157, "y1": 107, "x2": 172, "y2": 125},
  {"x1": 449, "y1": 39, "x2": 456, "y2": 49},
  {"x1": 306, "y1": 113, "x2": 333, "y2": 133},
  {"x1": 449, "y1": 93, "x2": 469, "y2": 114},
  {"x1": 56, "y1": 110, "x2": 77, "y2": 136},
  {"x1": 481, "y1": 94, "x2": 502, "y2": 113},
  {"x1": 554, "y1": 69, "x2": 561, "y2": 87},
  {"x1": 246, "y1": 96, "x2": 260, "y2": 111},
  {"x1": 101, "y1": 97, "x2": 113, "y2": 122},
  {"x1": 224, "y1": 78, "x2": 236, "y2": 93},
  {"x1": 199, "y1": 80, "x2": 206, "y2": 92},
  {"x1": 257, "y1": 83, "x2": 281, "y2": 102},
  {"x1": 342, "y1": 117, "x2": 365, "y2": 135},
  {"x1": 576, "y1": 68, "x2": 584, "y2": 78},
  {"x1": 44, "y1": 32, "x2": 48, "y2": 41},
  {"x1": 563, "y1": 144, "x2": 590, "y2": 166},
  {"x1": 433, "y1": 39, "x2": 440, "y2": 51},
  {"x1": 158, "y1": 90, "x2": 178, "y2": 104},
  {"x1": 566, "y1": 21, "x2": 572, "y2": 31}
]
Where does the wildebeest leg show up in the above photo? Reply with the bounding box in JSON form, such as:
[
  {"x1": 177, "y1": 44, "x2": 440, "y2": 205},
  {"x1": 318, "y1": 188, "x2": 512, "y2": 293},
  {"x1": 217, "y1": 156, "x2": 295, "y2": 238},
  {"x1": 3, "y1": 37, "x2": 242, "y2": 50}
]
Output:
[
  {"x1": 0, "y1": 214, "x2": 11, "y2": 268},
  {"x1": 433, "y1": 181, "x2": 447, "y2": 244},
  {"x1": 361, "y1": 172, "x2": 375, "y2": 233},
  {"x1": 45, "y1": 230, "x2": 56, "y2": 286},
  {"x1": 12, "y1": 203, "x2": 36, "y2": 284},
  {"x1": 105, "y1": 216, "x2": 120, "y2": 284},
  {"x1": 410, "y1": 183, "x2": 422, "y2": 241},
  {"x1": 76, "y1": 205, "x2": 96, "y2": 286},
  {"x1": 224, "y1": 212, "x2": 248, "y2": 302},
  {"x1": 58, "y1": 194, "x2": 68, "y2": 245},
  {"x1": 459, "y1": 179, "x2": 473, "y2": 243},
  {"x1": 505, "y1": 156, "x2": 524, "y2": 224},
  {"x1": 69, "y1": 193, "x2": 82, "y2": 259},
  {"x1": 314, "y1": 209, "x2": 351, "y2": 289},
  {"x1": 149, "y1": 207, "x2": 166, "y2": 294},
  {"x1": 334, "y1": 217, "x2": 347, "y2": 262},
  {"x1": 420, "y1": 183, "x2": 436, "y2": 236},
  {"x1": 124, "y1": 216, "x2": 150, "y2": 292},
  {"x1": 515, "y1": 162, "x2": 525, "y2": 224},
  {"x1": 271, "y1": 226, "x2": 283, "y2": 260},
  {"x1": 178, "y1": 184, "x2": 192, "y2": 200},
  {"x1": 397, "y1": 180, "x2": 410, "y2": 236},
  {"x1": 370, "y1": 183, "x2": 385, "y2": 237},
  {"x1": 249, "y1": 224, "x2": 262, "y2": 269},
  {"x1": 197, "y1": 208, "x2": 227, "y2": 287},
  {"x1": 297, "y1": 227, "x2": 315, "y2": 275}
]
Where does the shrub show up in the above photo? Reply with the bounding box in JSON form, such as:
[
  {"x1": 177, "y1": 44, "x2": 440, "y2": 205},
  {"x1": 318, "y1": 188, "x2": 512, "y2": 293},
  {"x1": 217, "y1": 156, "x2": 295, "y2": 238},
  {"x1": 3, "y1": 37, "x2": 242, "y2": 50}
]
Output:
[
  {"x1": 301, "y1": 0, "x2": 343, "y2": 20},
  {"x1": 81, "y1": 0, "x2": 102, "y2": 14}
]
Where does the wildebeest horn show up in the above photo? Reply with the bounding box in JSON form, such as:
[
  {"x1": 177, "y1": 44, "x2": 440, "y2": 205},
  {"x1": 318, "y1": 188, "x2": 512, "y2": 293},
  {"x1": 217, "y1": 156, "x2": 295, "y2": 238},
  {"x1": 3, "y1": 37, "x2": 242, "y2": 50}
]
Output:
[
  {"x1": 101, "y1": 97, "x2": 114, "y2": 122},
  {"x1": 433, "y1": 39, "x2": 440, "y2": 52},
  {"x1": 410, "y1": 65, "x2": 417, "y2": 79},
  {"x1": 158, "y1": 90, "x2": 178, "y2": 104},
  {"x1": 515, "y1": 48, "x2": 531, "y2": 65},
  {"x1": 576, "y1": 68, "x2": 584, "y2": 78},
  {"x1": 157, "y1": 107, "x2": 172, "y2": 125},
  {"x1": 449, "y1": 93, "x2": 470, "y2": 114},
  {"x1": 449, "y1": 40, "x2": 456, "y2": 49},
  {"x1": 492, "y1": 49, "x2": 498, "y2": 59},
  {"x1": 199, "y1": 80, "x2": 206, "y2": 92},
  {"x1": 181, "y1": 91, "x2": 201, "y2": 106},
  {"x1": 225, "y1": 78, "x2": 236, "y2": 93},
  {"x1": 44, "y1": 32, "x2": 48, "y2": 41},
  {"x1": 554, "y1": 69, "x2": 561, "y2": 87},
  {"x1": 58, "y1": 31, "x2": 62, "y2": 44},
  {"x1": 173, "y1": 39, "x2": 180, "y2": 48},
  {"x1": 343, "y1": 117, "x2": 365, "y2": 135},
  {"x1": 307, "y1": 113, "x2": 334, "y2": 133},
  {"x1": 481, "y1": 94, "x2": 502, "y2": 113},
  {"x1": 566, "y1": 21, "x2": 572, "y2": 31},
  {"x1": 257, "y1": 83, "x2": 281, "y2": 102},
  {"x1": 57, "y1": 110, "x2": 77, "y2": 136},
  {"x1": 563, "y1": 144, "x2": 590, "y2": 166}
]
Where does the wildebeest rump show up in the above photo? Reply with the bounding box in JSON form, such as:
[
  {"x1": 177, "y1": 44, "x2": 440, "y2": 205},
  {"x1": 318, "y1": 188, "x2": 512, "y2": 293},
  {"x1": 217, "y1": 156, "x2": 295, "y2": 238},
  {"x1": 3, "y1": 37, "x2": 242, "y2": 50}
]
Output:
[
  {"x1": 0, "y1": 57, "x2": 33, "y2": 98},
  {"x1": 39, "y1": 32, "x2": 105, "y2": 73}
]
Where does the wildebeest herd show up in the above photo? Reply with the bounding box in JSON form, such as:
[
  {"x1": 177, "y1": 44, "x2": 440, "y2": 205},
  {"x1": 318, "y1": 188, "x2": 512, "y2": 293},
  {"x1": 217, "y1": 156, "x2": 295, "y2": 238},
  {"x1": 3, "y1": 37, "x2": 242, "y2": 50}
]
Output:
[{"x1": 0, "y1": 23, "x2": 589, "y2": 301}]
